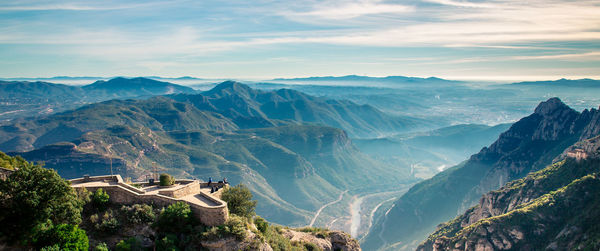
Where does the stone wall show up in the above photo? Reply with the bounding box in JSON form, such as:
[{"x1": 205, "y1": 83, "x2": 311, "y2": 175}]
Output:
[
  {"x1": 0, "y1": 167, "x2": 13, "y2": 180},
  {"x1": 159, "y1": 180, "x2": 201, "y2": 198},
  {"x1": 200, "y1": 182, "x2": 228, "y2": 198},
  {"x1": 72, "y1": 175, "x2": 229, "y2": 226}
]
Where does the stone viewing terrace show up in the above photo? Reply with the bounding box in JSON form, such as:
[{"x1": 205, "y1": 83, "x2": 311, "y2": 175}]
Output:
[{"x1": 70, "y1": 174, "x2": 229, "y2": 226}]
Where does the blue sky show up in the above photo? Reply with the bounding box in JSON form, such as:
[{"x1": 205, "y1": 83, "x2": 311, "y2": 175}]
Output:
[{"x1": 1, "y1": 0, "x2": 599, "y2": 80}]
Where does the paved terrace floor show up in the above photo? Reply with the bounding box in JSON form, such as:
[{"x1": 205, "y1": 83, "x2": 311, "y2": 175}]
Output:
[{"x1": 72, "y1": 181, "x2": 221, "y2": 207}]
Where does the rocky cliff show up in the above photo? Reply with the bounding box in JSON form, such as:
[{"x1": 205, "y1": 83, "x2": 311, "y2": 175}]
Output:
[
  {"x1": 418, "y1": 137, "x2": 600, "y2": 250},
  {"x1": 363, "y1": 98, "x2": 600, "y2": 250}
]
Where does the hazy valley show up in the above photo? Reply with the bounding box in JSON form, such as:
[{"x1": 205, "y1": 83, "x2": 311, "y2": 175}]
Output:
[{"x1": 2, "y1": 75, "x2": 600, "y2": 250}]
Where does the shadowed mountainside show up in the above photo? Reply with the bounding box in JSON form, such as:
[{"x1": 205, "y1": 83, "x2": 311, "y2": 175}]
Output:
[
  {"x1": 418, "y1": 135, "x2": 600, "y2": 250},
  {"x1": 362, "y1": 98, "x2": 600, "y2": 250}
]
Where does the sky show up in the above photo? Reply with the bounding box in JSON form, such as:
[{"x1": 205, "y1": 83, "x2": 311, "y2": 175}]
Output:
[{"x1": 0, "y1": 0, "x2": 599, "y2": 81}]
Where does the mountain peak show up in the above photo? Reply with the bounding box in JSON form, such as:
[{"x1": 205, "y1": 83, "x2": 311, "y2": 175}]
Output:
[
  {"x1": 82, "y1": 77, "x2": 194, "y2": 96},
  {"x1": 216, "y1": 80, "x2": 247, "y2": 89},
  {"x1": 86, "y1": 77, "x2": 165, "y2": 88},
  {"x1": 205, "y1": 81, "x2": 254, "y2": 97},
  {"x1": 534, "y1": 97, "x2": 570, "y2": 116}
]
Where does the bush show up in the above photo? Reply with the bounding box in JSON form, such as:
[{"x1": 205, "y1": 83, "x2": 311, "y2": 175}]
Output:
[
  {"x1": 91, "y1": 210, "x2": 120, "y2": 233},
  {"x1": 115, "y1": 237, "x2": 142, "y2": 251},
  {"x1": 38, "y1": 224, "x2": 89, "y2": 251},
  {"x1": 94, "y1": 242, "x2": 109, "y2": 251},
  {"x1": 304, "y1": 242, "x2": 322, "y2": 251},
  {"x1": 0, "y1": 159, "x2": 83, "y2": 244},
  {"x1": 121, "y1": 204, "x2": 155, "y2": 224},
  {"x1": 159, "y1": 173, "x2": 175, "y2": 186},
  {"x1": 76, "y1": 188, "x2": 92, "y2": 205},
  {"x1": 254, "y1": 216, "x2": 269, "y2": 233},
  {"x1": 92, "y1": 188, "x2": 110, "y2": 209},
  {"x1": 221, "y1": 184, "x2": 257, "y2": 218},
  {"x1": 41, "y1": 244, "x2": 60, "y2": 251},
  {"x1": 259, "y1": 225, "x2": 301, "y2": 251},
  {"x1": 156, "y1": 233, "x2": 180, "y2": 251},
  {"x1": 297, "y1": 227, "x2": 329, "y2": 238},
  {"x1": 155, "y1": 202, "x2": 194, "y2": 233},
  {"x1": 201, "y1": 214, "x2": 248, "y2": 241},
  {"x1": 226, "y1": 214, "x2": 248, "y2": 240}
]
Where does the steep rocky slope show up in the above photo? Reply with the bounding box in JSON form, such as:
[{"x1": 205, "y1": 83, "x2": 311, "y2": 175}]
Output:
[
  {"x1": 363, "y1": 98, "x2": 600, "y2": 250},
  {"x1": 418, "y1": 136, "x2": 600, "y2": 250}
]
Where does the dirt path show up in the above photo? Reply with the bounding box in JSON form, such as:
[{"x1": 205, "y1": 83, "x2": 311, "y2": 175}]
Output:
[{"x1": 308, "y1": 190, "x2": 347, "y2": 227}]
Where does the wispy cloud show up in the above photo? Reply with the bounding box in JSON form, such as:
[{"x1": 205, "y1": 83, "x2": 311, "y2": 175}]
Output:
[
  {"x1": 511, "y1": 51, "x2": 600, "y2": 61},
  {"x1": 282, "y1": 0, "x2": 414, "y2": 20},
  {"x1": 0, "y1": 0, "x2": 598, "y2": 78},
  {"x1": 423, "y1": 0, "x2": 496, "y2": 8},
  {"x1": 0, "y1": 1, "x2": 166, "y2": 11}
]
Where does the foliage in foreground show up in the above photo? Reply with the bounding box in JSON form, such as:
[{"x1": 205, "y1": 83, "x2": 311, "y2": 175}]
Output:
[
  {"x1": 0, "y1": 154, "x2": 85, "y2": 245},
  {"x1": 221, "y1": 184, "x2": 257, "y2": 218},
  {"x1": 154, "y1": 201, "x2": 195, "y2": 233},
  {"x1": 200, "y1": 214, "x2": 248, "y2": 241},
  {"x1": 37, "y1": 224, "x2": 89, "y2": 251}
]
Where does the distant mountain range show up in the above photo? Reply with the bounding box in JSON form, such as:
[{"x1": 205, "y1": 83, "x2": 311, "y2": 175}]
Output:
[
  {"x1": 362, "y1": 97, "x2": 600, "y2": 250},
  {"x1": 0, "y1": 76, "x2": 207, "y2": 82},
  {"x1": 0, "y1": 80, "x2": 423, "y2": 226},
  {"x1": 272, "y1": 75, "x2": 461, "y2": 85},
  {"x1": 512, "y1": 78, "x2": 600, "y2": 88},
  {"x1": 0, "y1": 77, "x2": 197, "y2": 120}
]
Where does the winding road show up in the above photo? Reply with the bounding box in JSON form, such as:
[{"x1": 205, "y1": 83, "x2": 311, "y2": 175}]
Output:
[{"x1": 308, "y1": 190, "x2": 348, "y2": 227}]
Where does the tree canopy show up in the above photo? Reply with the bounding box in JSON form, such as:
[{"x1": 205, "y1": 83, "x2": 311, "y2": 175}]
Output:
[
  {"x1": 221, "y1": 184, "x2": 257, "y2": 218},
  {"x1": 0, "y1": 153, "x2": 84, "y2": 244}
]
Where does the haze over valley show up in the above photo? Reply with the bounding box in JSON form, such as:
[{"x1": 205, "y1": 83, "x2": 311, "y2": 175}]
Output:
[
  {"x1": 1, "y1": 0, "x2": 599, "y2": 250},
  {"x1": 2, "y1": 76, "x2": 600, "y2": 250}
]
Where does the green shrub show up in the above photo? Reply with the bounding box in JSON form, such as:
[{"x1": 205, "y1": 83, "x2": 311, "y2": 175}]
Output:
[
  {"x1": 115, "y1": 237, "x2": 142, "y2": 251},
  {"x1": 226, "y1": 214, "x2": 248, "y2": 240},
  {"x1": 38, "y1": 224, "x2": 89, "y2": 251},
  {"x1": 121, "y1": 204, "x2": 155, "y2": 224},
  {"x1": 92, "y1": 210, "x2": 119, "y2": 233},
  {"x1": 201, "y1": 214, "x2": 248, "y2": 241},
  {"x1": 254, "y1": 216, "x2": 269, "y2": 233},
  {"x1": 41, "y1": 244, "x2": 60, "y2": 251},
  {"x1": 94, "y1": 242, "x2": 109, "y2": 251},
  {"x1": 221, "y1": 184, "x2": 257, "y2": 218},
  {"x1": 297, "y1": 227, "x2": 329, "y2": 238},
  {"x1": 0, "y1": 159, "x2": 83, "y2": 244},
  {"x1": 260, "y1": 225, "x2": 301, "y2": 251},
  {"x1": 76, "y1": 187, "x2": 92, "y2": 205},
  {"x1": 155, "y1": 202, "x2": 194, "y2": 233},
  {"x1": 92, "y1": 188, "x2": 110, "y2": 209},
  {"x1": 304, "y1": 242, "x2": 322, "y2": 251},
  {"x1": 159, "y1": 173, "x2": 175, "y2": 186},
  {"x1": 156, "y1": 234, "x2": 180, "y2": 251}
]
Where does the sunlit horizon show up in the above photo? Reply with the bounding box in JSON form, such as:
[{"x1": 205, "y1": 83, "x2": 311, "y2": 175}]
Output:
[{"x1": 1, "y1": 0, "x2": 598, "y2": 79}]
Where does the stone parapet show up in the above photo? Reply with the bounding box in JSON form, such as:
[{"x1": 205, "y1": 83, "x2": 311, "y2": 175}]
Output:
[
  {"x1": 70, "y1": 175, "x2": 228, "y2": 226},
  {"x1": 159, "y1": 180, "x2": 201, "y2": 198}
]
